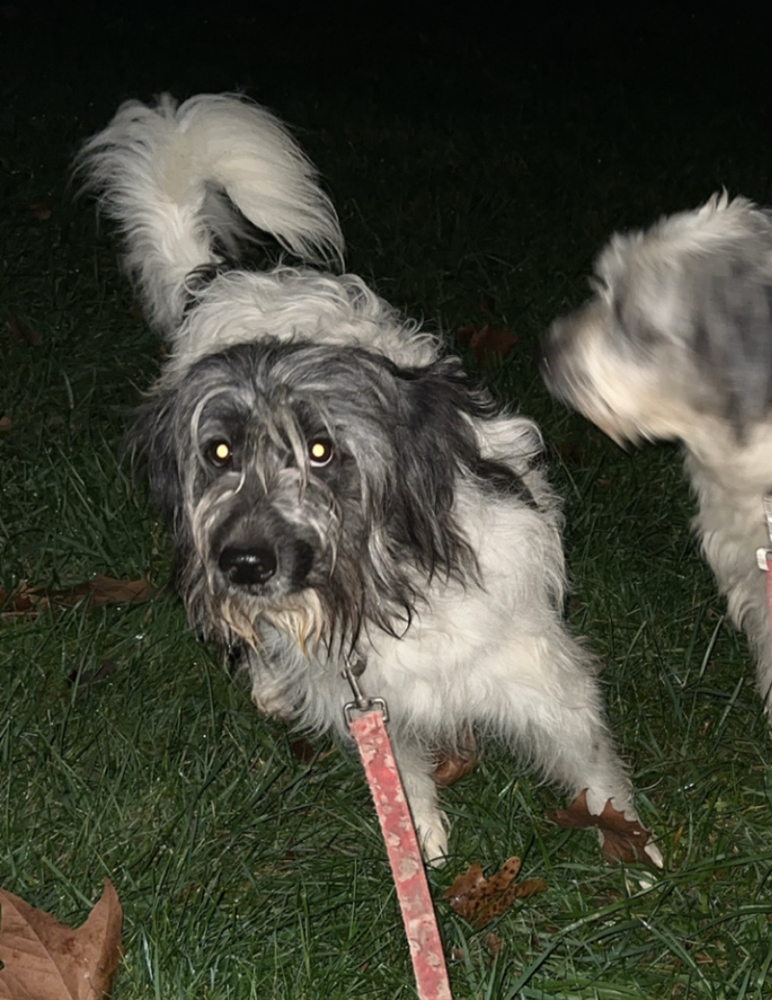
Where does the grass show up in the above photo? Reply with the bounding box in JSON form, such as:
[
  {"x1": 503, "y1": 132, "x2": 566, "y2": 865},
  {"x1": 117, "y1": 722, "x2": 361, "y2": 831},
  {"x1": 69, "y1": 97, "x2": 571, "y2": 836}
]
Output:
[{"x1": 2, "y1": 6, "x2": 772, "y2": 998}]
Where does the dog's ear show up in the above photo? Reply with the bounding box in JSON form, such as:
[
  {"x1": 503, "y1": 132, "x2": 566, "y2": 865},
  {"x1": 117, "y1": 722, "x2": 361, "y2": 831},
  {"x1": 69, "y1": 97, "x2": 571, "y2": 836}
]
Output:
[
  {"x1": 692, "y1": 259, "x2": 772, "y2": 430},
  {"x1": 374, "y1": 357, "x2": 491, "y2": 578},
  {"x1": 125, "y1": 388, "x2": 184, "y2": 523},
  {"x1": 392, "y1": 357, "x2": 490, "y2": 491}
]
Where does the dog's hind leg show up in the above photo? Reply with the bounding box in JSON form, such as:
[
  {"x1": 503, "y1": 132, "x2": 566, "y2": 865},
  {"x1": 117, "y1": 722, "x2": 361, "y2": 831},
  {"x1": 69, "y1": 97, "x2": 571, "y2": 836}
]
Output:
[
  {"x1": 506, "y1": 688, "x2": 663, "y2": 867},
  {"x1": 485, "y1": 631, "x2": 664, "y2": 866},
  {"x1": 707, "y1": 540, "x2": 772, "y2": 722}
]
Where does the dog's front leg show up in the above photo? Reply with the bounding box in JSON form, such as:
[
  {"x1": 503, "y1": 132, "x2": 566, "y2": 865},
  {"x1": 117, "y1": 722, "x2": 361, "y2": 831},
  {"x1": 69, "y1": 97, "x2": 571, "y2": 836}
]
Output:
[
  {"x1": 704, "y1": 540, "x2": 772, "y2": 721},
  {"x1": 741, "y1": 600, "x2": 772, "y2": 719},
  {"x1": 389, "y1": 740, "x2": 450, "y2": 866}
]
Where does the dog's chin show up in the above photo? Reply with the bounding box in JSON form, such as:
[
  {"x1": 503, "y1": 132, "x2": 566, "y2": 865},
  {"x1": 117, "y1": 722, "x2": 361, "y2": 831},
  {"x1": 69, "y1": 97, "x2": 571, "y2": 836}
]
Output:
[{"x1": 213, "y1": 584, "x2": 329, "y2": 655}]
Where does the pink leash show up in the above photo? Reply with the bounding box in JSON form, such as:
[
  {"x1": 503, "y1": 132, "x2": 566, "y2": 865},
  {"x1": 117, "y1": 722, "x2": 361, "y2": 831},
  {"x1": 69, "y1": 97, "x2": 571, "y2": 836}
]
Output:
[{"x1": 344, "y1": 666, "x2": 453, "y2": 1000}]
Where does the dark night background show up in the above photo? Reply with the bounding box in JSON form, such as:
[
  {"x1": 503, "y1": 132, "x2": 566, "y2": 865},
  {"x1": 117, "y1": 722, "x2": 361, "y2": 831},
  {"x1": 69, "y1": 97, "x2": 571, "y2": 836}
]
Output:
[{"x1": 3, "y1": 4, "x2": 771, "y2": 220}]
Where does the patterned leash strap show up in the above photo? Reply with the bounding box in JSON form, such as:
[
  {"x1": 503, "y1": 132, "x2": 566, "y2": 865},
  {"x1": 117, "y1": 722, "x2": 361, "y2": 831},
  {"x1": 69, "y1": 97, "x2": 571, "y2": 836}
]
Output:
[{"x1": 344, "y1": 667, "x2": 453, "y2": 1000}]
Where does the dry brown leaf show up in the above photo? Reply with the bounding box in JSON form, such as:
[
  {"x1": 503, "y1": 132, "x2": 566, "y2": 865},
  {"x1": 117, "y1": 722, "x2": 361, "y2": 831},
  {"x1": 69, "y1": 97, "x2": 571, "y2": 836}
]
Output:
[
  {"x1": 289, "y1": 737, "x2": 317, "y2": 763},
  {"x1": 0, "y1": 879, "x2": 123, "y2": 1000},
  {"x1": 6, "y1": 316, "x2": 43, "y2": 346},
  {"x1": 432, "y1": 729, "x2": 479, "y2": 787},
  {"x1": 443, "y1": 857, "x2": 547, "y2": 927},
  {"x1": 67, "y1": 660, "x2": 120, "y2": 691},
  {"x1": 28, "y1": 199, "x2": 52, "y2": 221},
  {"x1": 559, "y1": 439, "x2": 584, "y2": 466},
  {"x1": 550, "y1": 789, "x2": 659, "y2": 866},
  {"x1": 88, "y1": 576, "x2": 150, "y2": 607},
  {"x1": 450, "y1": 932, "x2": 503, "y2": 968},
  {"x1": 456, "y1": 323, "x2": 518, "y2": 367},
  {"x1": 477, "y1": 293, "x2": 496, "y2": 318},
  {"x1": 0, "y1": 575, "x2": 151, "y2": 620},
  {"x1": 482, "y1": 932, "x2": 503, "y2": 959}
]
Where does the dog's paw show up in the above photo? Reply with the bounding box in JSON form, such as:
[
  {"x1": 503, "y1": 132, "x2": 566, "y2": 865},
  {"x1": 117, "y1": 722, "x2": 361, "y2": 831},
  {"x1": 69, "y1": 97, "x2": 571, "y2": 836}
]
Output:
[
  {"x1": 415, "y1": 811, "x2": 450, "y2": 867},
  {"x1": 552, "y1": 790, "x2": 664, "y2": 869}
]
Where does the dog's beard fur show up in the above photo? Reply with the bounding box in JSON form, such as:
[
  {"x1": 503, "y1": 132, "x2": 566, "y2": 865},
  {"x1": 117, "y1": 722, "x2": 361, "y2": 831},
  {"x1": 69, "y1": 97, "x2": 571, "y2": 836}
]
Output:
[
  {"x1": 541, "y1": 192, "x2": 772, "y2": 713},
  {"x1": 81, "y1": 91, "x2": 662, "y2": 866}
]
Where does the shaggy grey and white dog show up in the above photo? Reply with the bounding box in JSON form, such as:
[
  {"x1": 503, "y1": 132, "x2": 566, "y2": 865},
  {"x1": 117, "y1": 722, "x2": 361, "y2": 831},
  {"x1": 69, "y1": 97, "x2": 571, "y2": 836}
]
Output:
[
  {"x1": 541, "y1": 193, "x2": 772, "y2": 717},
  {"x1": 80, "y1": 93, "x2": 660, "y2": 864}
]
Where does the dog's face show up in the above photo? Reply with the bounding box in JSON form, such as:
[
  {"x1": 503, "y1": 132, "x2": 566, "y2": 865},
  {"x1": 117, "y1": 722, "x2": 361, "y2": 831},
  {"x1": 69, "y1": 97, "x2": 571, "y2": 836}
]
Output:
[
  {"x1": 132, "y1": 339, "x2": 499, "y2": 652},
  {"x1": 540, "y1": 195, "x2": 772, "y2": 445}
]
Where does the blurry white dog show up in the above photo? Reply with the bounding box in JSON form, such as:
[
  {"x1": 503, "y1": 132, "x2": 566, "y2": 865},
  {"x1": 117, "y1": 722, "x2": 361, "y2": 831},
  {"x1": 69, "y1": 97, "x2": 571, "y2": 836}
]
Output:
[
  {"x1": 80, "y1": 93, "x2": 660, "y2": 864},
  {"x1": 541, "y1": 193, "x2": 772, "y2": 718}
]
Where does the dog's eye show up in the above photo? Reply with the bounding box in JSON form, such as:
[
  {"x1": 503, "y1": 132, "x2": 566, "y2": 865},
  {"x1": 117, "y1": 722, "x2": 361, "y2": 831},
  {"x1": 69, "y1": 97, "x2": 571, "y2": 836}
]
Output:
[
  {"x1": 308, "y1": 437, "x2": 334, "y2": 468},
  {"x1": 207, "y1": 440, "x2": 233, "y2": 468}
]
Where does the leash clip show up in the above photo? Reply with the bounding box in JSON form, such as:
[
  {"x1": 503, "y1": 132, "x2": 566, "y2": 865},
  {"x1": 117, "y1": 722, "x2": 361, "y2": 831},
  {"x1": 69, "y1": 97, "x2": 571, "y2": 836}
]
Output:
[{"x1": 342, "y1": 658, "x2": 389, "y2": 725}]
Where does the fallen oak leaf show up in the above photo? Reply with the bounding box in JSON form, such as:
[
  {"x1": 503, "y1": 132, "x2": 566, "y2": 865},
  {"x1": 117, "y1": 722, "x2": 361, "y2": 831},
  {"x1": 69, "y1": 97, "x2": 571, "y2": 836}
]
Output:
[
  {"x1": 289, "y1": 737, "x2": 318, "y2": 763},
  {"x1": 449, "y1": 931, "x2": 503, "y2": 969},
  {"x1": 0, "y1": 878, "x2": 123, "y2": 1000},
  {"x1": 28, "y1": 199, "x2": 52, "y2": 221},
  {"x1": 443, "y1": 857, "x2": 547, "y2": 927},
  {"x1": 456, "y1": 323, "x2": 518, "y2": 367},
  {"x1": 550, "y1": 789, "x2": 662, "y2": 867},
  {"x1": 432, "y1": 729, "x2": 479, "y2": 788},
  {"x1": 67, "y1": 659, "x2": 120, "y2": 691},
  {"x1": 0, "y1": 575, "x2": 151, "y2": 620},
  {"x1": 558, "y1": 439, "x2": 584, "y2": 466},
  {"x1": 477, "y1": 293, "x2": 496, "y2": 318},
  {"x1": 6, "y1": 316, "x2": 43, "y2": 346},
  {"x1": 88, "y1": 575, "x2": 151, "y2": 607},
  {"x1": 482, "y1": 932, "x2": 503, "y2": 960}
]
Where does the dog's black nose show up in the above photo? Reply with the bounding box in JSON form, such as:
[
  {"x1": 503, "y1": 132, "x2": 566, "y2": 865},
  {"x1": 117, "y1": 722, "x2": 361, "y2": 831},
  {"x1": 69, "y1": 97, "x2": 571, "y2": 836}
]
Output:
[{"x1": 219, "y1": 545, "x2": 278, "y2": 587}]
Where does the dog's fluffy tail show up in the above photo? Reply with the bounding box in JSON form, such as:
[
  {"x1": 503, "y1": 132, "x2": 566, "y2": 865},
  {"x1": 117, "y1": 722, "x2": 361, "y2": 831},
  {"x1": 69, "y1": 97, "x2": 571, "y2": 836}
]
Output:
[{"x1": 78, "y1": 93, "x2": 344, "y2": 335}]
